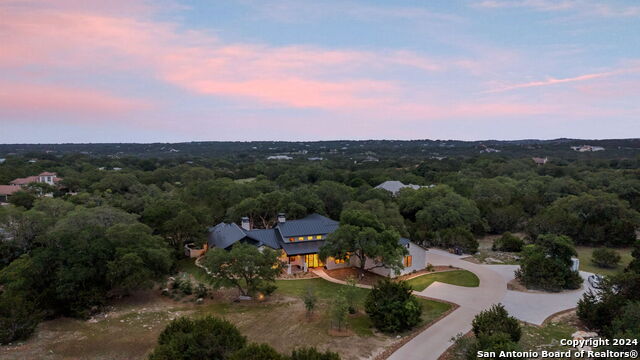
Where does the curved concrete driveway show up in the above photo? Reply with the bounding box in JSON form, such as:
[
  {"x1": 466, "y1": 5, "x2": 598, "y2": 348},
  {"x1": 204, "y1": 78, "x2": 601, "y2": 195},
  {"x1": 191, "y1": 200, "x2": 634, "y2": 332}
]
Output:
[
  {"x1": 389, "y1": 249, "x2": 507, "y2": 360},
  {"x1": 388, "y1": 249, "x2": 592, "y2": 360}
]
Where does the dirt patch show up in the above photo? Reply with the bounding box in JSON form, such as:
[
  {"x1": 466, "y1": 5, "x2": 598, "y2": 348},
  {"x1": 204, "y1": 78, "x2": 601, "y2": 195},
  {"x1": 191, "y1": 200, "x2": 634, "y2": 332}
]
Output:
[{"x1": 1, "y1": 288, "x2": 392, "y2": 360}]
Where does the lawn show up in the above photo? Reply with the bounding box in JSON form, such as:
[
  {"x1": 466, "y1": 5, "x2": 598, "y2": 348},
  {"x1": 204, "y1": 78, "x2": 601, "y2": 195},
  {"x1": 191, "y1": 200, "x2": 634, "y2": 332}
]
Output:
[
  {"x1": 3, "y1": 272, "x2": 452, "y2": 360},
  {"x1": 405, "y1": 270, "x2": 480, "y2": 291},
  {"x1": 575, "y1": 246, "x2": 633, "y2": 276},
  {"x1": 276, "y1": 278, "x2": 452, "y2": 335}
]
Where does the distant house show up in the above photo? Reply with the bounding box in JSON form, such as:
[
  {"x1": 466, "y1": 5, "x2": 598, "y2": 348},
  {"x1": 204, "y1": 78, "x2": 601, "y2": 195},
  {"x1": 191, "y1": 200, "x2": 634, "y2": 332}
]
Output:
[
  {"x1": 571, "y1": 145, "x2": 605, "y2": 152},
  {"x1": 0, "y1": 185, "x2": 21, "y2": 203},
  {"x1": 0, "y1": 158, "x2": 5, "y2": 164},
  {"x1": 267, "y1": 155, "x2": 293, "y2": 160},
  {"x1": 10, "y1": 172, "x2": 62, "y2": 187},
  {"x1": 1, "y1": 172, "x2": 63, "y2": 202},
  {"x1": 207, "y1": 213, "x2": 425, "y2": 278},
  {"x1": 532, "y1": 157, "x2": 548, "y2": 166},
  {"x1": 375, "y1": 180, "x2": 433, "y2": 196},
  {"x1": 307, "y1": 157, "x2": 324, "y2": 161}
]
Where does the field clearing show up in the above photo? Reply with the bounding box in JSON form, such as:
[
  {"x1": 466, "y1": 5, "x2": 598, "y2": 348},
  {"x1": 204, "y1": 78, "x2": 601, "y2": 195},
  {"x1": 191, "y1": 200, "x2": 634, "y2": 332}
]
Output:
[
  {"x1": 576, "y1": 246, "x2": 633, "y2": 276},
  {"x1": 3, "y1": 274, "x2": 451, "y2": 360}
]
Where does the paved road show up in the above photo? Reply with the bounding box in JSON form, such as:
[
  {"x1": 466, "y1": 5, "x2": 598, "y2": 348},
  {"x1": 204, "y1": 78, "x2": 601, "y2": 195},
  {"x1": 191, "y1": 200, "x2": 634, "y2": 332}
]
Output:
[
  {"x1": 387, "y1": 249, "x2": 592, "y2": 360},
  {"x1": 388, "y1": 249, "x2": 507, "y2": 360}
]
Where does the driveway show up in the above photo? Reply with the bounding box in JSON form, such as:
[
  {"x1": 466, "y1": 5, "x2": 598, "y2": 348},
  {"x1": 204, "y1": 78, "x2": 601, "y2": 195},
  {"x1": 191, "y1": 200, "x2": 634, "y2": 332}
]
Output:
[{"x1": 387, "y1": 249, "x2": 593, "y2": 360}]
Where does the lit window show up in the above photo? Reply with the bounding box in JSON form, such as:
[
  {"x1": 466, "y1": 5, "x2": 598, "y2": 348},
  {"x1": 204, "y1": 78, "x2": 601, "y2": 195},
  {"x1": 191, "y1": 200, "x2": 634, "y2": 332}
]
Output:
[
  {"x1": 289, "y1": 237, "x2": 295, "y2": 242},
  {"x1": 298, "y1": 237, "x2": 304, "y2": 241},
  {"x1": 316, "y1": 235, "x2": 322, "y2": 240},
  {"x1": 404, "y1": 255, "x2": 412, "y2": 267},
  {"x1": 307, "y1": 236, "x2": 313, "y2": 240}
]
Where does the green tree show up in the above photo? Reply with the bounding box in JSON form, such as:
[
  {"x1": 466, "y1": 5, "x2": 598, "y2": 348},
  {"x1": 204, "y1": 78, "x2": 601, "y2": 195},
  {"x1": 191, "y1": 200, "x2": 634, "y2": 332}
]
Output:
[
  {"x1": 303, "y1": 287, "x2": 317, "y2": 318},
  {"x1": 330, "y1": 294, "x2": 348, "y2": 331},
  {"x1": 364, "y1": 279, "x2": 422, "y2": 333},
  {"x1": 471, "y1": 304, "x2": 521, "y2": 342},
  {"x1": 8, "y1": 191, "x2": 36, "y2": 209},
  {"x1": 591, "y1": 248, "x2": 621, "y2": 269},
  {"x1": 319, "y1": 209, "x2": 407, "y2": 276},
  {"x1": 492, "y1": 232, "x2": 524, "y2": 252},
  {"x1": 528, "y1": 192, "x2": 640, "y2": 246},
  {"x1": 229, "y1": 343, "x2": 286, "y2": 360},
  {"x1": 202, "y1": 243, "x2": 281, "y2": 297},
  {"x1": 515, "y1": 234, "x2": 582, "y2": 292},
  {"x1": 148, "y1": 316, "x2": 247, "y2": 360}
]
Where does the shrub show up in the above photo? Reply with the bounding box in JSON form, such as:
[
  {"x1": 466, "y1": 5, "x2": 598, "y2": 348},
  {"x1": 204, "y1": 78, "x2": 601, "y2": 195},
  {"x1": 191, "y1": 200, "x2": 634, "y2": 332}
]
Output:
[
  {"x1": 148, "y1": 316, "x2": 246, "y2": 360},
  {"x1": 492, "y1": 233, "x2": 524, "y2": 252},
  {"x1": 0, "y1": 294, "x2": 41, "y2": 344},
  {"x1": 343, "y1": 277, "x2": 358, "y2": 314},
  {"x1": 471, "y1": 304, "x2": 521, "y2": 342},
  {"x1": 179, "y1": 279, "x2": 193, "y2": 295},
  {"x1": 591, "y1": 248, "x2": 621, "y2": 269},
  {"x1": 229, "y1": 343, "x2": 286, "y2": 360},
  {"x1": 364, "y1": 279, "x2": 422, "y2": 333},
  {"x1": 302, "y1": 288, "x2": 317, "y2": 317},
  {"x1": 290, "y1": 347, "x2": 341, "y2": 360},
  {"x1": 195, "y1": 283, "x2": 208, "y2": 298},
  {"x1": 439, "y1": 227, "x2": 479, "y2": 254},
  {"x1": 469, "y1": 332, "x2": 520, "y2": 360},
  {"x1": 516, "y1": 235, "x2": 582, "y2": 291},
  {"x1": 330, "y1": 294, "x2": 348, "y2": 330}
]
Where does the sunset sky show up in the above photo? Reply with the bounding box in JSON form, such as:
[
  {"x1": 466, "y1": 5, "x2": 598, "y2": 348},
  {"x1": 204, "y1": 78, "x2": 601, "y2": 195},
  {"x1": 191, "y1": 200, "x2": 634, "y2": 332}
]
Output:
[{"x1": 1, "y1": 0, "x2": 639, "y2": 143}]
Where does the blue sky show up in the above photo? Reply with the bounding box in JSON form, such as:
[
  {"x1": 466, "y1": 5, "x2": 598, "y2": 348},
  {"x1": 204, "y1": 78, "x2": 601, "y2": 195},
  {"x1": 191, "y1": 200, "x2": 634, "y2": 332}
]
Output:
[{"x1": 1, "y1": 0, "x2": 639, "y2": 142}]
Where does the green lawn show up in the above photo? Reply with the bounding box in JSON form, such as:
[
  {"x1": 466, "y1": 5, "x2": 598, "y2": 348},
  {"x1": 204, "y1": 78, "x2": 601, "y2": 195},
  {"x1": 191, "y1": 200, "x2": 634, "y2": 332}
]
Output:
[
  {"x1": 575, "y1": 246, "x2": 633, "y2": 276},
  {"x1": 176, "y1": 258, "x2": 210, "y2": 283},
  {"x1": 275, "y1": 278, "x2": 452, "y2": 334},
  {"x1": 405, "y1": 270, "x2": 480, "y2": 291}
]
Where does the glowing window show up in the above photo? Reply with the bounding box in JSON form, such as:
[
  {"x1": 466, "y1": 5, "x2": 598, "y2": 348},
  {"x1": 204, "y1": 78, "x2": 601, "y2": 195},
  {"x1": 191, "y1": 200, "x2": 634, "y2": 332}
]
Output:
[
  {"x1": 307, "y1": 236, "x2": 313, "y2": 240},
  {"x1": 316, "y1": 235, "x2": 322, "y2": 240},
  {"x1": 298, "y1": 237, "x2": 304, "y2": 241},
  {"x1": 289, "y1": 237, "x2": 295, "y2": 242},
  {"x1": 404, "y1": 255, "x2": 412, "y2": 267}
]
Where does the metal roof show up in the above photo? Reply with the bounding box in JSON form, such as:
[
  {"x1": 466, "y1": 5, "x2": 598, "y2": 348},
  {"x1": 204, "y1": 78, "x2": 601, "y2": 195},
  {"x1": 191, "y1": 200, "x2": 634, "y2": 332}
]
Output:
[
  {"x1": 280, "y1": 240, "x2": 324, "y2": 256},
  {"x1": 275, "y1": 213, "x2": 339, "y2": 237},
  {"x1": 207, "y1": 223, "x2": 246, "y2": 249},
  {"x1": 243, "y1": 228, "x2": 281, "y2": 249},
  {"x1": 374, "y1": 181, "x2": 422, "y2": 195}
]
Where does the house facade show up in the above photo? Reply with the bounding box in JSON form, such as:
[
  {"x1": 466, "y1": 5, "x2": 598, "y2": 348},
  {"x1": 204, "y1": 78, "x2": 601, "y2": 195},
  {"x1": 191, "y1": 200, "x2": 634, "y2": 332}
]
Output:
[
  {"x1": 207, "y1": 213, "x2": 426, "y2": 278},
  {"x1": 0, "y1": 172, "x2": 63, "y2": 203}
]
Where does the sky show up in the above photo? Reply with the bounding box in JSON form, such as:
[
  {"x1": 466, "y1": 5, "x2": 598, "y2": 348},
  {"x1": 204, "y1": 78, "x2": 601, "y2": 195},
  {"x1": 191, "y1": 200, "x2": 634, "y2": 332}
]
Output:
[{"x1": 1, "y1": 0, "x2": 639, "y2": 143}]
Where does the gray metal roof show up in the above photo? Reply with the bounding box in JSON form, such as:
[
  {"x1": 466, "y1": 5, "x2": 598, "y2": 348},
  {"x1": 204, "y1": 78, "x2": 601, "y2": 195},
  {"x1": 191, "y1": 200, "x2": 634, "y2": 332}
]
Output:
[
  {"x1": 243, "y1": 228, "x2": 281, "y2": 249},
  {"x1": 207, "y1": 223, "x2": 246, "y2": 249},
  {"x1": 375, "y1": 181, "x2": 422, "y2": 195},
  {"x1": 399, "y1": 237, "x2": 410, "y2": 246},
  {"x1": 276, "y1": 213, "x2": 339, "y2": 237},
  {"x1": 280, "y1": 240, "x2": 324, "y2": 256}
]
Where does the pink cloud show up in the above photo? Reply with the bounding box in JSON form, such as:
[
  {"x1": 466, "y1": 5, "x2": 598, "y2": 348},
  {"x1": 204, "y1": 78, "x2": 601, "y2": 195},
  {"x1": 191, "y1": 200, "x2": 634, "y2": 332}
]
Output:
[{"x1": 0, "y1": 83, "x2": 151, "y2": 116}]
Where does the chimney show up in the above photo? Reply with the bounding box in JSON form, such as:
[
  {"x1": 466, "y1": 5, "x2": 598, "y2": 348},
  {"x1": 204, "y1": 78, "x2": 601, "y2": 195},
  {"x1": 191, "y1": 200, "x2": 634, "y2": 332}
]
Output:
[
  {"x1": 277, "y1": 213, "x2": 286, "y2": 223},
  {"x1": 241, "y1": 217, "x2": 251, "y2": 231}
]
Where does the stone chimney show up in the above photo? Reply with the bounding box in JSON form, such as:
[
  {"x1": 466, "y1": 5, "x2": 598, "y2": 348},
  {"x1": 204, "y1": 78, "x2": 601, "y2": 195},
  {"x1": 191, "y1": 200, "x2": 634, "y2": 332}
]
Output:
[
  {"x1": 241, "y1": 217, "x2": 251, "y2": 230},
  {"x1": 277, "y1": 213, "x2": 286, "y2": 223}
]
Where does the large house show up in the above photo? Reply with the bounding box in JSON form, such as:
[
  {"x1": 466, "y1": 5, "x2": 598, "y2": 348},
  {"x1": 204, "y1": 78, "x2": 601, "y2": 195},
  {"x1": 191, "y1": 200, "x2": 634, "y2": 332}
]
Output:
[
  {"x1": 0, "y1": 172, "x2": 63, "y2": 203},
  {"x1": 208, "y1": 213, "x2": 426, "y2": 278}
]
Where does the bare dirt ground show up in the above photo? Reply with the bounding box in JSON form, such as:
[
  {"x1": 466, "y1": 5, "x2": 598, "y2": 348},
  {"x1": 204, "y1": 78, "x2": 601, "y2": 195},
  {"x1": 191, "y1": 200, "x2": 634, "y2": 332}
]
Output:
[{"x1": 1, "y1": 288, "x2": 393, "y2": 360}]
